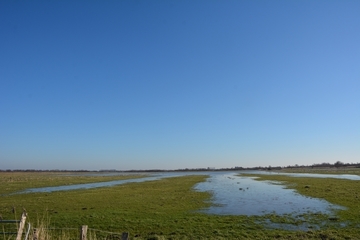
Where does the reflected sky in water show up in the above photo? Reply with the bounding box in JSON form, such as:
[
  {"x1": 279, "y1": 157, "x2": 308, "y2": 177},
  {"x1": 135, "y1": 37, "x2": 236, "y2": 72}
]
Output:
[
  {"x1": 194, "y1": 172, "x2": 345, "y2": 216},
  {"x1": 14, "y1": 171, "x2": 350, "y2": 216}
]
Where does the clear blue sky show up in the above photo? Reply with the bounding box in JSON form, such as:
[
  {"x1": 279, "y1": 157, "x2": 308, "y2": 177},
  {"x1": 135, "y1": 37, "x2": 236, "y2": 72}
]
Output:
[{"x1": 1, "y1": 1, "x2": 359, "y2": 170}]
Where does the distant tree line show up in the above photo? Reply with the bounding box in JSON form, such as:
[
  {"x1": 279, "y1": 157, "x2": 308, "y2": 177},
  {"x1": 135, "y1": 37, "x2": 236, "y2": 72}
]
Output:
[
  {"x1": 285, "y1": 161, "x2": 360, "y2": 169},
  {"x1": 1, "y1": 161, "x2": 359, "y2": 172}
]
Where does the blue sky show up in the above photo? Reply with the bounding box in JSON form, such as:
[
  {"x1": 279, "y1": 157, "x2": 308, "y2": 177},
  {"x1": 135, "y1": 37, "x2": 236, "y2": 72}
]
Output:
[{"x1": 1, "y1": 1, "x2": 359, "y2": 170}]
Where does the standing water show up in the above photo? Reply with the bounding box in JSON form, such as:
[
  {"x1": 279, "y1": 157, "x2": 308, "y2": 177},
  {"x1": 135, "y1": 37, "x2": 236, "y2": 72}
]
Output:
[
  {"x1": 13, "y1": 171, "x2": 346, "y2": 217},
  {"x1": 194, "y1": 172, "x2": 345, "y2": 216}
]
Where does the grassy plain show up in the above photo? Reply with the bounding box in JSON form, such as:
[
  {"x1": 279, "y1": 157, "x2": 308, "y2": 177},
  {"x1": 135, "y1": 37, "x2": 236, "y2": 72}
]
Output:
[
  {"x1": 1, "y1": 171, "x2": 360, "y2": 239},
  {"x1": 278, "y1": 167, "x2": 360, "y2": 175},
  {"x1": 0, "y1": 172, "x2": 147, "y2": 195}
]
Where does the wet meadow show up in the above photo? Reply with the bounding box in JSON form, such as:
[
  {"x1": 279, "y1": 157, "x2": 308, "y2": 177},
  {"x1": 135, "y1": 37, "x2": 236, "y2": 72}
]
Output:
[{"x1": 1, "y1": 170, "x2": 360, "y2": 239}]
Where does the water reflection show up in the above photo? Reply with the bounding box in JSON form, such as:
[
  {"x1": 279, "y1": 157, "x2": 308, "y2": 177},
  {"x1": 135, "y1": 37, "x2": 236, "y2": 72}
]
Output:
[
  {"x1": 193, "y1": 172, "x2": 345, "y2": 216},
  {"x1": 15, "y1": 175, "x2": 163, "y2": 194},
  {"x1": 15, "y1": 172, "x2": 203, "y2": 194},
  {"x1": 14, "y1": 171, "x2": 347, "y2": 217}
]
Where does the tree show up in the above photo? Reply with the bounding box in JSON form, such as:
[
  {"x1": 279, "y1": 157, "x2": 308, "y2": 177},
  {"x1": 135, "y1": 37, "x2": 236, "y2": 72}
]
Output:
[{"x1": 334, "y1": 161, "x2": 344, "y2": 168}]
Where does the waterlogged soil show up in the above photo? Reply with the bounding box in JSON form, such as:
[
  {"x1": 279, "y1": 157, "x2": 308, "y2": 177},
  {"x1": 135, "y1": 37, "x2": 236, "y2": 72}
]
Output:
[
  {"x1": 243, "y1": 173, "x2": 360, "y2": 220},
  {"x1": 8, "y1": 172, "x2": 199, "y2": 194},
  {"x1": 243, "y1": 174, "x2": 360, "y2": 232},
  {"x1": 1, "y1": 171, "x2": 360, "y2": 239},
  {"x1": 194, "y1": 172, "x2": 345, "y2": 216},
  {"x1": 15, "y1": 175, "x2": 165, "y2": 194},
  {"x1": 12, "y1": 171, "x2": 346, "y2": 219},
  {"x1": 244, "y1": 170, "x2": 360, "y2": 180},
  {"x1": 0, "y1": 172, "x2": 147, "y2": 195},
  {"x1": 279, "y1": 167, "x2": 360, "y2": 176}
]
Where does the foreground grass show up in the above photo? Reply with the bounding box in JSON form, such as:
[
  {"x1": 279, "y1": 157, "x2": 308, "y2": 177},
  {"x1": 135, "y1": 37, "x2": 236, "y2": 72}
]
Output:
[{"x1": 1, "y1": 172, "x2": 360, "y2": 239}]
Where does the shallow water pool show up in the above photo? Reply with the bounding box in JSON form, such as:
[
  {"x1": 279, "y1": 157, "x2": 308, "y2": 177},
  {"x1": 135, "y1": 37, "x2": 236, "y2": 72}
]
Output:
[
  {"x1": 14, "y1": 171, "x2": 346, "y2": 218},
  {"x1": 194, "y1": 172, "x2": 345, "y2": 216}
]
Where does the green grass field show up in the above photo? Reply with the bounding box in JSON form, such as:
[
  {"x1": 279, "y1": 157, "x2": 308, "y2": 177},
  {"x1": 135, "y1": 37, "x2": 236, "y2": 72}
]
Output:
[
  {"x1": 278, "y1": 167, "x2": 360, "y2": 175},
  {"x1": 1, "y1": 171, "x2": 360, "y2": 239}
]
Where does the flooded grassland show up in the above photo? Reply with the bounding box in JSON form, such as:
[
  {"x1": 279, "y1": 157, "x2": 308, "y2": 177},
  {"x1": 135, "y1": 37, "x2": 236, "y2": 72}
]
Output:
[
  {"x1": 1, "y1": 171, "x2": 360, "y2": 239},
  {"x1": 242, "y1": 173, "x2": 360, "y2": 230}
]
